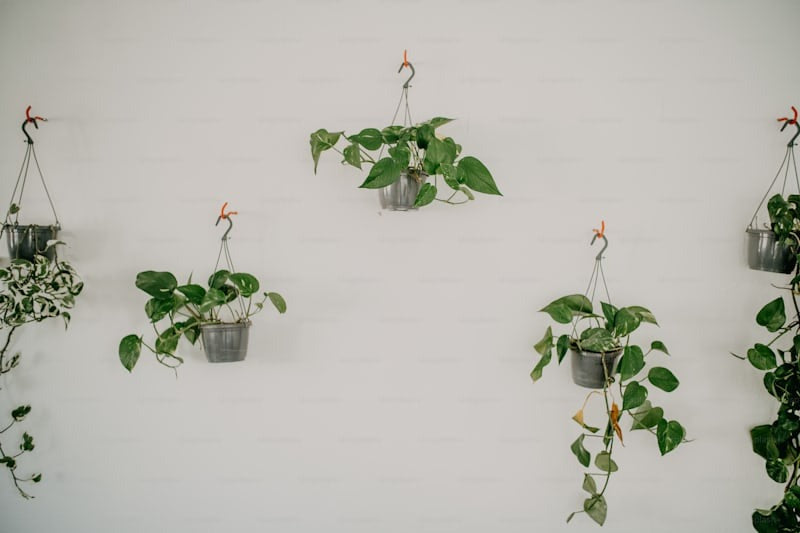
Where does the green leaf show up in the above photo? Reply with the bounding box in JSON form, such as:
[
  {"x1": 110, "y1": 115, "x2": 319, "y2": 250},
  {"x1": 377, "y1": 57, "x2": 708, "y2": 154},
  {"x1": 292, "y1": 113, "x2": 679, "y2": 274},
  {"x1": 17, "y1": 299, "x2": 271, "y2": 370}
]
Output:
[
  {"x1": 31, "y1": 473, "x2": 41, "y2": 483},
  {"x1": 748, "y1": 344, "x2": 778, "y2": 371},
  {"x1": 9, "y1": 203, "x2": 19, "y2": 214},
  {"x1": 579, "y1": 328, "x2": 618, "y2": 352},
  {"x1": 135, "y1": 271, "x2": 177, "y2": 299},
  {"x1": 11, "y1": 405, "x2": 31, "y2": 421},
  {"x1": 648, "y1": 367, "x2": 680, "y2": 392},
  {"x1": 618, "y1": 345, "x2": 645, "y2": 380},
  {"x1": 613, "y1": 307, "x2": 641, "y2": 337},
  {"x1": 145, "y1": 296, "x2": 177, "y2": 323},
  {"x1": 656, "y1": 419, "x2": 685, "y2": 455},
  {"x1": 601, "y1": 301, "x2": 617, "y2": 327},
  {"x1": 310, "y1": 129, "x2": 342, "y2": 173},
  {"x1": 229, "y1": 273, "x2": 260, "y2": 298},
  {"x1": 570, "y1": 434, "x2": 591, "y2": 467},
  {"x1": 583, "y1": 495, "x2": 608, "y2": 526},
  {"x1": 388, "y1": 144, "x2": 410, "y2": 167},
  {"x1": 540, "y1": 295, "x2": 592, "y2": 323},
  {"x1": 198, "y1": 288, "x2": 227, "y2": 313},
  {"x1": 208, "y1": 270, "x2": 230, "y2": 289},
  {"x1": 530, "y1": 353, "x2": 551, "y2": 382},
  {"x1": 267, "y1": 292, "x2": 287, "y2": 314},
  {"x1": 556, "y1": 334, "x2": 570, "y2": 363},
  {"x1": 380, "y1": 125, "x2": 405, "y2": 144},
  {"x1": 0, "y1": 456, "x2": 17, "y2": 469},
  {"x1": 426, "y1": 117, "x2": 454, "y2": 129},
  {"x1": 582, "y1": 473, "x2": 598, "y2": 495},
  {"x1": 534, "y1": 327, "x2": 553, "y2": 357},
  {"x1": 627, "y1": 305, "x2": 658, "y2": 325},
  {"x1": 349, "y1": 128, "x2": 382, "y2": 151},
  {"x1": 119, "y1": 335, "x2": 142, "y2": 372},
  {"x1": 359, "y1": 157, "x2": 403, "y2": 189},
  {"x1": 622, "y1": 381, "x2": 648, "y2": 411},
  {"x1": 757, "y1": 298, "x2": 786, "y2": 333},
  {"x1": 594, "y1": 451, "x2": 618, "y2": 472},
  {"x1": 630, "y1": 400, "x2": 664, "y2": 430},
  {"x1": 413, "y1": 183, "x2": 437, "y2": 208},
  {"x1": 155, "y1": 327, "x2": 180, "y2": 355},
  {"x1": 342, "y1": 143, "x2": 362, "y2": 169},
  {"x1": 423, "y1": 138, "x2": 453, "y2": 174},
  {"x1": 651, "y1": 340, "x2": 669, "y2": 355},
  {"x1": 751, "y1": 425, "x2": 780, "y2": 460},
  {"x1": 415, "y1": 123, "x2": 435, "y2": 149},
  {"x1": 456, "y1": 156, "x2": 501, "y2": 195},
  {"x1": 20, "y1": 432, "x2": 34, "y2": 452},
  {"x1": 177, "y1": 284, "x2": 206, "y2": 305},
  {"x1": 766, "y1": 458, "x2": 788, "y2": 483}
]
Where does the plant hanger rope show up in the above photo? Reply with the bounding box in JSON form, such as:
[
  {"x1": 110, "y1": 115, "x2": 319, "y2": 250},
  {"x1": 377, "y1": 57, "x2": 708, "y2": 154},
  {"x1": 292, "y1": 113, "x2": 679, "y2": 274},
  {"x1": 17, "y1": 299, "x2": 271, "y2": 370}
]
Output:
[
  {"x1": 748, "y1": 106, "x2": 800, "y2": 230},
  {"x1": 4, "y1": 106, "x2": 60, "y2": 229},
  {"x1": 213, "y1": 202, "x2": 247, "y2": 319},
  {"x1": 572, "y1": 221, "x2": 612, "y2": 338}
]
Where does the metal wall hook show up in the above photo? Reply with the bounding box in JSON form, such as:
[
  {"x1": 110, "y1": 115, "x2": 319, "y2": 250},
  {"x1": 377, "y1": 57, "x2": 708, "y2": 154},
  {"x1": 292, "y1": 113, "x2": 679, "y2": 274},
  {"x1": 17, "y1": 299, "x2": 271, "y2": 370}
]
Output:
[
  {"x1": 21, "y1": 106, "x2": 46, "y2": 145},
  {"x1": 590, "y1": 221, "x2": 608, "y2": 260},
  {"x1": 398, "y1": 50, "x2": 415, "y2": 89},
  {"x1": 778, "y1": 106, "x2": 800, "y2": 147},
  {"x1": 215, "y1": 202, "x2": 238, "y2": 241},
  {"x1": 781, "y1": 119, "x2": 800, "y2": 147}
]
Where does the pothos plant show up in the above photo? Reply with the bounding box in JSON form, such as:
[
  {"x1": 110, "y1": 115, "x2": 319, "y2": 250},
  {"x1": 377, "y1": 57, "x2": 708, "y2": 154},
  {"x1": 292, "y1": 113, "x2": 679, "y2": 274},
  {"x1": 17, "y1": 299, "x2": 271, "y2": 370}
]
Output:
[
  {"x1": 0, "y1": 250, "x2": 83, "y2": 498},
  {"x1": 118, "y1": 269, "x2": 286, "y2": 372},
  {"x1": 532, "y1": 294, "x2": 687, "y2": 526},
  {"x1": 740, "y1": 192, "x2": 800, "y2": 532},
  {"x1": 309, "y1": 117, "x2": 501, "y2": 207}
]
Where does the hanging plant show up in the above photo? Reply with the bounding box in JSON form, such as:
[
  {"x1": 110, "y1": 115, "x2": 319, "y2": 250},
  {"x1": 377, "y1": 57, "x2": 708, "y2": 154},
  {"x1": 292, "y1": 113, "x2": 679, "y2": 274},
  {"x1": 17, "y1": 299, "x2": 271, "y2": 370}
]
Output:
[
  {"x1": 739, "y1": 189, "x2": 800, "y2": 531},
  {"x1": 0, "y1": 250, "x2": 83, "y2": 498},
  {"x1": 309, "y1": 52, "x2": 501, "y2": 211},
  {"x1": 746, "y1": 106, "x2": 800, "y2": 274},
  {"x1": 118, "y1": 205, "x2": 286, "y2": 371},
  {"x1": 530, "y1": 224, "x2": 687, "y2": 526}
]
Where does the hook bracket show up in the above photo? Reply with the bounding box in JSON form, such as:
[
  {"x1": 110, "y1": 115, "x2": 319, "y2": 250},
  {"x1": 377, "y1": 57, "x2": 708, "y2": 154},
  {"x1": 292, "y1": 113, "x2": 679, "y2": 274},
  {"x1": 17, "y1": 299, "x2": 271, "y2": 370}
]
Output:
[
  {"x1": 590, "y1": 220, "x2": 608, "y2": 261},
  {"x1": 215, "y1": 202, "x2": 238, "y2": 241},
  {"x1": 21, "y1": 106, "x2": 46, "y2": 145},
  {"x1": 778, "y1": 106, "x2": 800, "y2": 147},
  {"x1": 397, "y1": 50, "x2": 415, "y2": 89}
]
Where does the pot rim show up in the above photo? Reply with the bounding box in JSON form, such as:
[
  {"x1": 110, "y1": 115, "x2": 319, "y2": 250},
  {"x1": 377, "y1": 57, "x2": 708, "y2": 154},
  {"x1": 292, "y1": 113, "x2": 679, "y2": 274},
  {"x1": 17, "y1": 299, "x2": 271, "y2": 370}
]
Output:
[
  {"x1": 568, "y1": 339, "x2": 623, "y2": 357},
  {"x1": 746, "y1": 227, "x2": 779, "y2": 236},
  {"x1": 200, "y1": 320, "x2": 251, "y2": 331},
  {"x1": 2, "y1": 222, "x2": 60, "y2": 231}
]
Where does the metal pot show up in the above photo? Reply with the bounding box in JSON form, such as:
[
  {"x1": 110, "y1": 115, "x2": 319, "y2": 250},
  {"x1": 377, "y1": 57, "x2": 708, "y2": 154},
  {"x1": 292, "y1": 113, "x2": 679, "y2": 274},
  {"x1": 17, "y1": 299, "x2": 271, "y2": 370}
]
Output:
[
  {"x1": 3, "y1": 223, "x2": 58, "y2": 261},
  {"x1": 570, "y1": 346, "x2": 623, "y2": 389},
  {"x1": 200, "y1": 322, "x2": 250, "y2": 363},
  {"x1": 746, "y1": 228, "x2": 796, "y2": 274},
  {"x1": 378, "y1": 170, "x2": 428, "y2": 211}
]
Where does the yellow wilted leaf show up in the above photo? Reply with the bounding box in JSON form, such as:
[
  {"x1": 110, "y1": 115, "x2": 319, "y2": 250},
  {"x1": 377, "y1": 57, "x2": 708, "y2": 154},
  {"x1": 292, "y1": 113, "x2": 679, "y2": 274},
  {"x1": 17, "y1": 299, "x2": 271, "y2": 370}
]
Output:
[
  {"x1": 572, "y1": 409, "x2": 585, "y2": 427},
  {"x1": 610, "y1": 402, "x2": 623, "y2": 444}
]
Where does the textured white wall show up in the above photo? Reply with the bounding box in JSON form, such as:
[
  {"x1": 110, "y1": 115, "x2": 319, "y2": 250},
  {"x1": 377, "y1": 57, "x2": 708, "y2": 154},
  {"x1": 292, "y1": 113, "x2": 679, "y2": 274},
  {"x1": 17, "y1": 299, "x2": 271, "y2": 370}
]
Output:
[{"x1": 0, "y1": 0, "x2": 797, "y2": 531}]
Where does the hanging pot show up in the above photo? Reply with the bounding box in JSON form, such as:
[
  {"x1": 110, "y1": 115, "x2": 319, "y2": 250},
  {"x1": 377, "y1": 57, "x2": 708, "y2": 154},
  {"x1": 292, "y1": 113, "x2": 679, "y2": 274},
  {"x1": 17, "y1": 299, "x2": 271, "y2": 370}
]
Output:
[
  {"x1": 378, "y1": 170, "x2": 428, "y2": 211},
  {"x1": 746, "y1": 228, "x2": 796, "y2": 274},
  {"x1": 200, "y1": 322, "x2": 250, "y2": 363},
  {"x1": 570, "y1": 345, "x2": 623, "y2": 389},
  {"x1": 3, "y1": 223, "x2": 58, "y2": 261}
]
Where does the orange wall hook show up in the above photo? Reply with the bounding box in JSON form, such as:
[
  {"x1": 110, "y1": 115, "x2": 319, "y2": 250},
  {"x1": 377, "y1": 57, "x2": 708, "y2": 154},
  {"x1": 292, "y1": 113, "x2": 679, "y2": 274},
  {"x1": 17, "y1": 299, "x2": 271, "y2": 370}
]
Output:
[{"x1": 593, "y1": 220, "x2": 606, "y2": 239}]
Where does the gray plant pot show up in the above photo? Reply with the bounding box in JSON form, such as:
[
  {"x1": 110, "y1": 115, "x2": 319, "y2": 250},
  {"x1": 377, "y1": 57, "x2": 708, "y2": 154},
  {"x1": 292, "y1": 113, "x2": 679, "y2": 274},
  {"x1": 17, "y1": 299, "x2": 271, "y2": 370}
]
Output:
[
  {"x1": 3, "y1": 223, "x2": 58, "y2": 261},
  {"x1": 746, "y1": 228, "x2": 796, "y2": 274},
  {"x1": 570, "y1": 346, "x2": 623, "y2": 389},
  {"x1": 200, "y1": 322, "x2": 250, "y2": 363},
  {"x1": 378, "y1": 170, "x2": 428, "y2": 211}
]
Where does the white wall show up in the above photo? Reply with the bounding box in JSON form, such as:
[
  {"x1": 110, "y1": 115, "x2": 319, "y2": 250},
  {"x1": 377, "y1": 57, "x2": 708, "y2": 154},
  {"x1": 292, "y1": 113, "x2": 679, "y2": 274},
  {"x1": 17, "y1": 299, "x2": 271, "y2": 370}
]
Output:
[{"x1": 0, "y1": 0, "x2": 797, "y2": 531}]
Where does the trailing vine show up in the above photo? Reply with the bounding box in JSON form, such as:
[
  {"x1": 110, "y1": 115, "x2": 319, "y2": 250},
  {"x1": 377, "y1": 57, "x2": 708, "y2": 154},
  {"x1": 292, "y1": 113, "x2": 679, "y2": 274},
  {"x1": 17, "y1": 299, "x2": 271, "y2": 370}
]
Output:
[{"x1": 0, "y1": 251, "x2": 83, "y2": 498}]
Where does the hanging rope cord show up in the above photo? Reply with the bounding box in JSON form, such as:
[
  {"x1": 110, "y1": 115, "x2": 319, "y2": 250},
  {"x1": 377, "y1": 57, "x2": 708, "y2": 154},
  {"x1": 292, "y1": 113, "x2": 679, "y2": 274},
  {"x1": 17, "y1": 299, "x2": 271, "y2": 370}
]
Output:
[
  {"x1": 4, "y1": 113, "x2": 60, "y2": 230},
  {"x1": 748, "y1": 145, "x2": 800, "y2": 229},
  {"x1": 211, "y1": 208, "x2": 248, "y2": 322},
  {"x1": 571, "y1": 234, "x2": 612, "y2": 340}
]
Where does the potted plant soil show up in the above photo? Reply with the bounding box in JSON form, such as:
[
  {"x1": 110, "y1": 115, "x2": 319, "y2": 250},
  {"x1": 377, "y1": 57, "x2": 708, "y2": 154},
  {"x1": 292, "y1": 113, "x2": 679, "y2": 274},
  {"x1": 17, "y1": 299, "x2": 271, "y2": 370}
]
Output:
[
  {"x1": 309, "y1": 52, "x2": 501, "y2": 210},
  {"x1": 746, "y1": 106, "x2": 800, "y2": 274},
  {"x1": 530, "y1": 224, "x2": 687, "y2": 526},
  {"x1": 2, "y1": 107, "x2": 61, "y2": 262}
]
